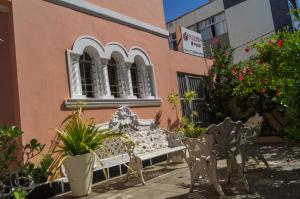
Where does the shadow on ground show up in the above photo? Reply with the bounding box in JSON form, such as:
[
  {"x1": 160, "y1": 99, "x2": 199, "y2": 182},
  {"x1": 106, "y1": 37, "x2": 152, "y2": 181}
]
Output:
[
  {"x1": 167, "y1": 143, "x2": 300, "y2": 199},
  {"x1": 53, "y1": 143, "x2": 300, "y2": 199}
]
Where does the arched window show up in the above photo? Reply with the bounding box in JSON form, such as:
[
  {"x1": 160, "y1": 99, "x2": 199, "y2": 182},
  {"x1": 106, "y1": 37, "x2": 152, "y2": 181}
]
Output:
[
  {"x1": 79, "y1": 52, "x2": 94, "y2": 98},
  {"x1": 130, "y1": 63, "x2": 141, "y2": 98},
  {"x1": 66, "y1": 36, "x2": 161, "y2": 108},
  {"x1": 107, "y1": 58, "x2": 120, "y2": 98}
]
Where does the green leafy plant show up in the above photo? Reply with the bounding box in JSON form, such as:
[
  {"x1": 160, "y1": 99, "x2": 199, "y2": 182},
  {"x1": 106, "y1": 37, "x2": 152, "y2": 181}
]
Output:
[
  {"x1": 183, "y1": 91, "x2": 196, "y2": 103},
  {"x1": 176, "y1": 117, "x2": 207, "y2": 138},
  {"x1": 49, "y1": 106, "x2": 118, "y2": 181},
  {"x1": 167, "y1": 92, "x2": 206, "y2": 138},
  {"x1": 11, "y1": 188, "x2": 26, "y2": 199},
  {"x1": 0, "y1": 126, "x2": 22, "y2": 182},
  {"x1": 0, "y1": 126, "x2": 51, "y2": 198},
  {"x1": 167, "y1": 92, "x2": 180, "y2": 110},
  {"x1": 23, "y1": 155, "x2": 53, "y2": 184}
]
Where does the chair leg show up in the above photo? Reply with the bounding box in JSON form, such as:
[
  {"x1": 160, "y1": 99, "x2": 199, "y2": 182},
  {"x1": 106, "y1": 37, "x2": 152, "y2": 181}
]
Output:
[
  {"x1": 137, "y1": 166, "x2": 146, "y2": 185},
  {"x1": 257, "y1": 150, "x2": 270, "y2": 169},
  {"x1": 208, "y1": 162, "x2": 225, "y2": 198},
  {"x1": 190, "y1": 176, "x2": 195, "y2": 193},
  {"x1": 126, "y1": 157, "x2": 146, "y2": 185},
  {"x1": 226, "y1": 159, "x2": 232, "y2": 184},
  {"x1": 125, "y1": 168, "x2": 131, "y2": 181},
  {"x1": 136, "y1": 159, "x2": 146, "y2": 185},
  {"x1": 166, "y1": 154, "x2": 170, "y2": 169},
  {"x1": 241, "y1": 153, "x2": 247, "y2": 173},
  {"x1": 253, "y1": 156, "x2": 260, "y2": 164},
  {"x1": 232, "y1": 157, "x2": 249, "y2": 192}
]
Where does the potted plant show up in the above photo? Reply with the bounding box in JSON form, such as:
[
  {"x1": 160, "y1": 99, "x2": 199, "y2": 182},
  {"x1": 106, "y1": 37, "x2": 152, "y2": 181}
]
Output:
[
  {"x1": 49, "y1": 106, "x2": 116, "y2": 197},
  {"x1": 167, "y1": 91, "x2": 207, "y2": 139},
  {"x1": 166, "y1": 92, "x2": 207, "y2": 164}
]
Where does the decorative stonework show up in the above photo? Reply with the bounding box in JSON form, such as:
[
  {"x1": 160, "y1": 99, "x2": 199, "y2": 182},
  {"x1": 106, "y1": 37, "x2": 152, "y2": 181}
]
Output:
[
  {"x1": 105, "y1": 107, "x2": 181, "y2": 155},
  {"x1": 109, "y1": 106, "x2": 140, "y2": 130},
  {"x1": 66, "y1": 36, "x2": 159, "y2": 107}
]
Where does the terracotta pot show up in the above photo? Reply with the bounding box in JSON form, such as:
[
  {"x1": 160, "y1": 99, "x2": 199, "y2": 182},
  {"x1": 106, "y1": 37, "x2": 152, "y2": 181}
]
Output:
[{"x1": 63, "y1": 153, "x2": 94, "y2": 197}]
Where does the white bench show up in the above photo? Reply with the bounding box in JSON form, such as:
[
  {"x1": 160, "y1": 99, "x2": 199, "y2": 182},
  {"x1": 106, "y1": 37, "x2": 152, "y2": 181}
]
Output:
[{"x1": 94, "y1": 106, "x2": 185, "y2": 185}]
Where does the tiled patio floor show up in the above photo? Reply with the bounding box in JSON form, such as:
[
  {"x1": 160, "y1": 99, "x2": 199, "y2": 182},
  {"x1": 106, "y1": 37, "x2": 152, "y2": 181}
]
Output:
[{"x1": 53, "y1": 143, "x2": 300, "y2": 199}]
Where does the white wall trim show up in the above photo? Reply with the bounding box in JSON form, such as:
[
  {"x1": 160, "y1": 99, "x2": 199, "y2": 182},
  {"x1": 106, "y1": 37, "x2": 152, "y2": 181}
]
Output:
[
  {"x1": 72, "y1": 35, "x2": 109, "y2": 59},
  {"x1": 128, "y1": 46, "x2": 152, "y2": 66},
  {"x1": 64, "y1": 98, "x2": 162, "y2": 109},
  {"x1": 106, "y1": 42, "x2": 129, "y2": 62},
  {"x1": 47, "y1": 0, "x2": 169, "y2": 38}
]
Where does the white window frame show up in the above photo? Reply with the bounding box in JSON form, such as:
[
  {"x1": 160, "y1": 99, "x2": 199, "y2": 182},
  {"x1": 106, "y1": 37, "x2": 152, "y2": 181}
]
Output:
[{"x1": 65, "y1": 36, "x2": 161, "y2": 108}]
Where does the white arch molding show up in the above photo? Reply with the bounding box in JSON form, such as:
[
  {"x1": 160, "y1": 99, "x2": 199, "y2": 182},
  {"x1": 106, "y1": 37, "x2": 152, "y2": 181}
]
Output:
[{"x1": 65, "y1": 36, "x2": 161, "y2": 108}]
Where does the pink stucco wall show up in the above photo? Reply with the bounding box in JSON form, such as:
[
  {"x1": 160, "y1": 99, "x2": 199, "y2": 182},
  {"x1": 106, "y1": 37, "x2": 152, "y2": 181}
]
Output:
[
  {"x1": 87, "y1": 0, "x2": 166, "y2": 29},
  {"x1": 0, "y1": 3, "x2": 20, "y2": 127},
  {"x1": 9, "y1": 0, "x2": 212, "y2": 148}
]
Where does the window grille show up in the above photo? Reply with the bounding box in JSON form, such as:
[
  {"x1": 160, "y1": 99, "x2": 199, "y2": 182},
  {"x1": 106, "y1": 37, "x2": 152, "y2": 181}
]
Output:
[
  {"x1": 177, "y1": 73, "x2": 208, "y2": 126},
  {"x1": 107, "y1": 58, "x2": 120, "y2": 98},
  {"x1": 79, "y1": 52, "x2": 95, "y2": 98},
  {"x1": 130, "y1": 63, "x2": 141, "y2": 98}
]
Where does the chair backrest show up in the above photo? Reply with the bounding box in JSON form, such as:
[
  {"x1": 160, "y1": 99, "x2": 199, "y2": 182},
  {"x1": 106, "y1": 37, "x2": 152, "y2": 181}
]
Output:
[
  {"x1": 244, "y1": 113, "x2": 263, "y2": 136},
  {"x1": 182, "y1": 134, "x2": 213, "y2": 162},
  {"x1": 206, "y1": 117, "x2": 242, "y2": 159}
]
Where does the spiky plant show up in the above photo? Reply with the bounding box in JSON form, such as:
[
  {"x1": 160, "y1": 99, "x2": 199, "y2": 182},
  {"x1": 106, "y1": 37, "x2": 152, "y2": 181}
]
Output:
[{"x1": 48, "y1": 106, "x2": 118, "y2": 181}]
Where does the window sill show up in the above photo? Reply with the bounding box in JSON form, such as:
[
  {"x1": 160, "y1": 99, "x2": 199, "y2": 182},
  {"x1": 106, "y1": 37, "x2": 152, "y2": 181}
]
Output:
[{"x1": 64, "y1": 98, "x2": 162, "y2": 109}]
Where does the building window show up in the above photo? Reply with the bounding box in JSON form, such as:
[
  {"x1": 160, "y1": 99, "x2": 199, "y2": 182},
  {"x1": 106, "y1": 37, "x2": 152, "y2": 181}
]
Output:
[
  {"x1": 177, "y1": 72, "x2": 208, "y2": 126},
  {"x1": 79, "y1": 52, "x2": 95, "y2": 98},
  {"x1": 66, "y1": 36, "x2": 160, "y2": 108},
  {"x1": 130, "y1": 63, "x2": 141, "y2": 98},
  {"x1": 107, "y1": 58, "x2": 120, "y2": 98},
  {"x1": 188, "y1": 24, "x2": 197, "y2": 32},
  {"x1": 197, "y1": 13, "x2": 227, "y2": 41},
  {"x1": 168, "y1": 33, "x2": 178, "y2": 50}
]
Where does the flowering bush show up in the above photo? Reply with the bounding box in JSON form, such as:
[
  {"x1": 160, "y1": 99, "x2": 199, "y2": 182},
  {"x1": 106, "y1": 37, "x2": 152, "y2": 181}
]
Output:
[{"x1": 209, "y1": 29, "x2": 300, "y2": 141}]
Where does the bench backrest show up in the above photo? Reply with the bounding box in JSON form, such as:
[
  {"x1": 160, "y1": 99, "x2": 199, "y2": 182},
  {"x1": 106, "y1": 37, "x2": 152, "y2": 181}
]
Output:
[{"x1": 97, "y1": 106, "x2": 180, "y2": 157}]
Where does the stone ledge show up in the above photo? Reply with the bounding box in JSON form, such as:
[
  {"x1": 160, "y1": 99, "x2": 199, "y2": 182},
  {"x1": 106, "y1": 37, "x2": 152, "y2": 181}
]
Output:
[
  {"x1": 64, "y1": 98, "x2": 162, "y2": 109},
  {"x1": 47, "y1": 0, "x2": 169, "y2": 38}
]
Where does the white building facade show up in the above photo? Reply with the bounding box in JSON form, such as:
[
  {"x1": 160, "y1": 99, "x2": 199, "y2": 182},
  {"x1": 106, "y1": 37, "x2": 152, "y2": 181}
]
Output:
[{"x1": 167, "y1": 0, "x2": 298, "y2": 63}]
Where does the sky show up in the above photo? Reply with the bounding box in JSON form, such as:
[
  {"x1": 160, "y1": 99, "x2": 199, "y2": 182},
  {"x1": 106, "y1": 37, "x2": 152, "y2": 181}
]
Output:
[{"x1": 163, "y1": 0, "x2": 208, "y2": 23}]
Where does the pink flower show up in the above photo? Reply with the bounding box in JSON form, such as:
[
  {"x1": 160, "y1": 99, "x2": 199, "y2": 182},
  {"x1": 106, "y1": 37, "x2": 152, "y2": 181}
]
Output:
[
  {"x1": 277, "y1": 39, "x2": 283, "y2": 47},
  {"x1": 257, "y1": 60, "x2": 264, "y2": 65},
  {"x1": 268, "y1": 40, "x2": 273, "y2": 46},
  {"x1": 238, "y1": 71, "x2": 244, "y2": 81},
  {"x1": 231, "y1": 67, "x2": 237, "y2": 76},
  {"x1": 260, "y1": 79, "x2": 266, "y2": 84},
  {"x1": 223, "y1": 50, "x2": 229, "y2": 57},
  {"x1": 213, "y1": 37, "x2": 219, "y2": 44},
  {"x1": 260, "y1": 88, "x2": 266, "y2": 94},
  {"x1": 246, "y1": 67, "x2": 251, "y2": 75},
  {"x1": 245, "y1": 47, "x2": 250, "y2": 53}
]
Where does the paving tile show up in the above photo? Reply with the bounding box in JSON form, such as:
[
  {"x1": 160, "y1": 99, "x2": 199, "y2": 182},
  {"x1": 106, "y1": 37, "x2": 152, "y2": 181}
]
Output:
[{"x1": 53, "y1": 143, "x2": 300, "y2": 199}]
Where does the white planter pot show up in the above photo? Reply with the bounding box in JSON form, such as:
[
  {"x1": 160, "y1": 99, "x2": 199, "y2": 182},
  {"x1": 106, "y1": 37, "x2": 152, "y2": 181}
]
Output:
[{"x1": 63, "y1": 153, "x2": 94, "y2": 197}]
